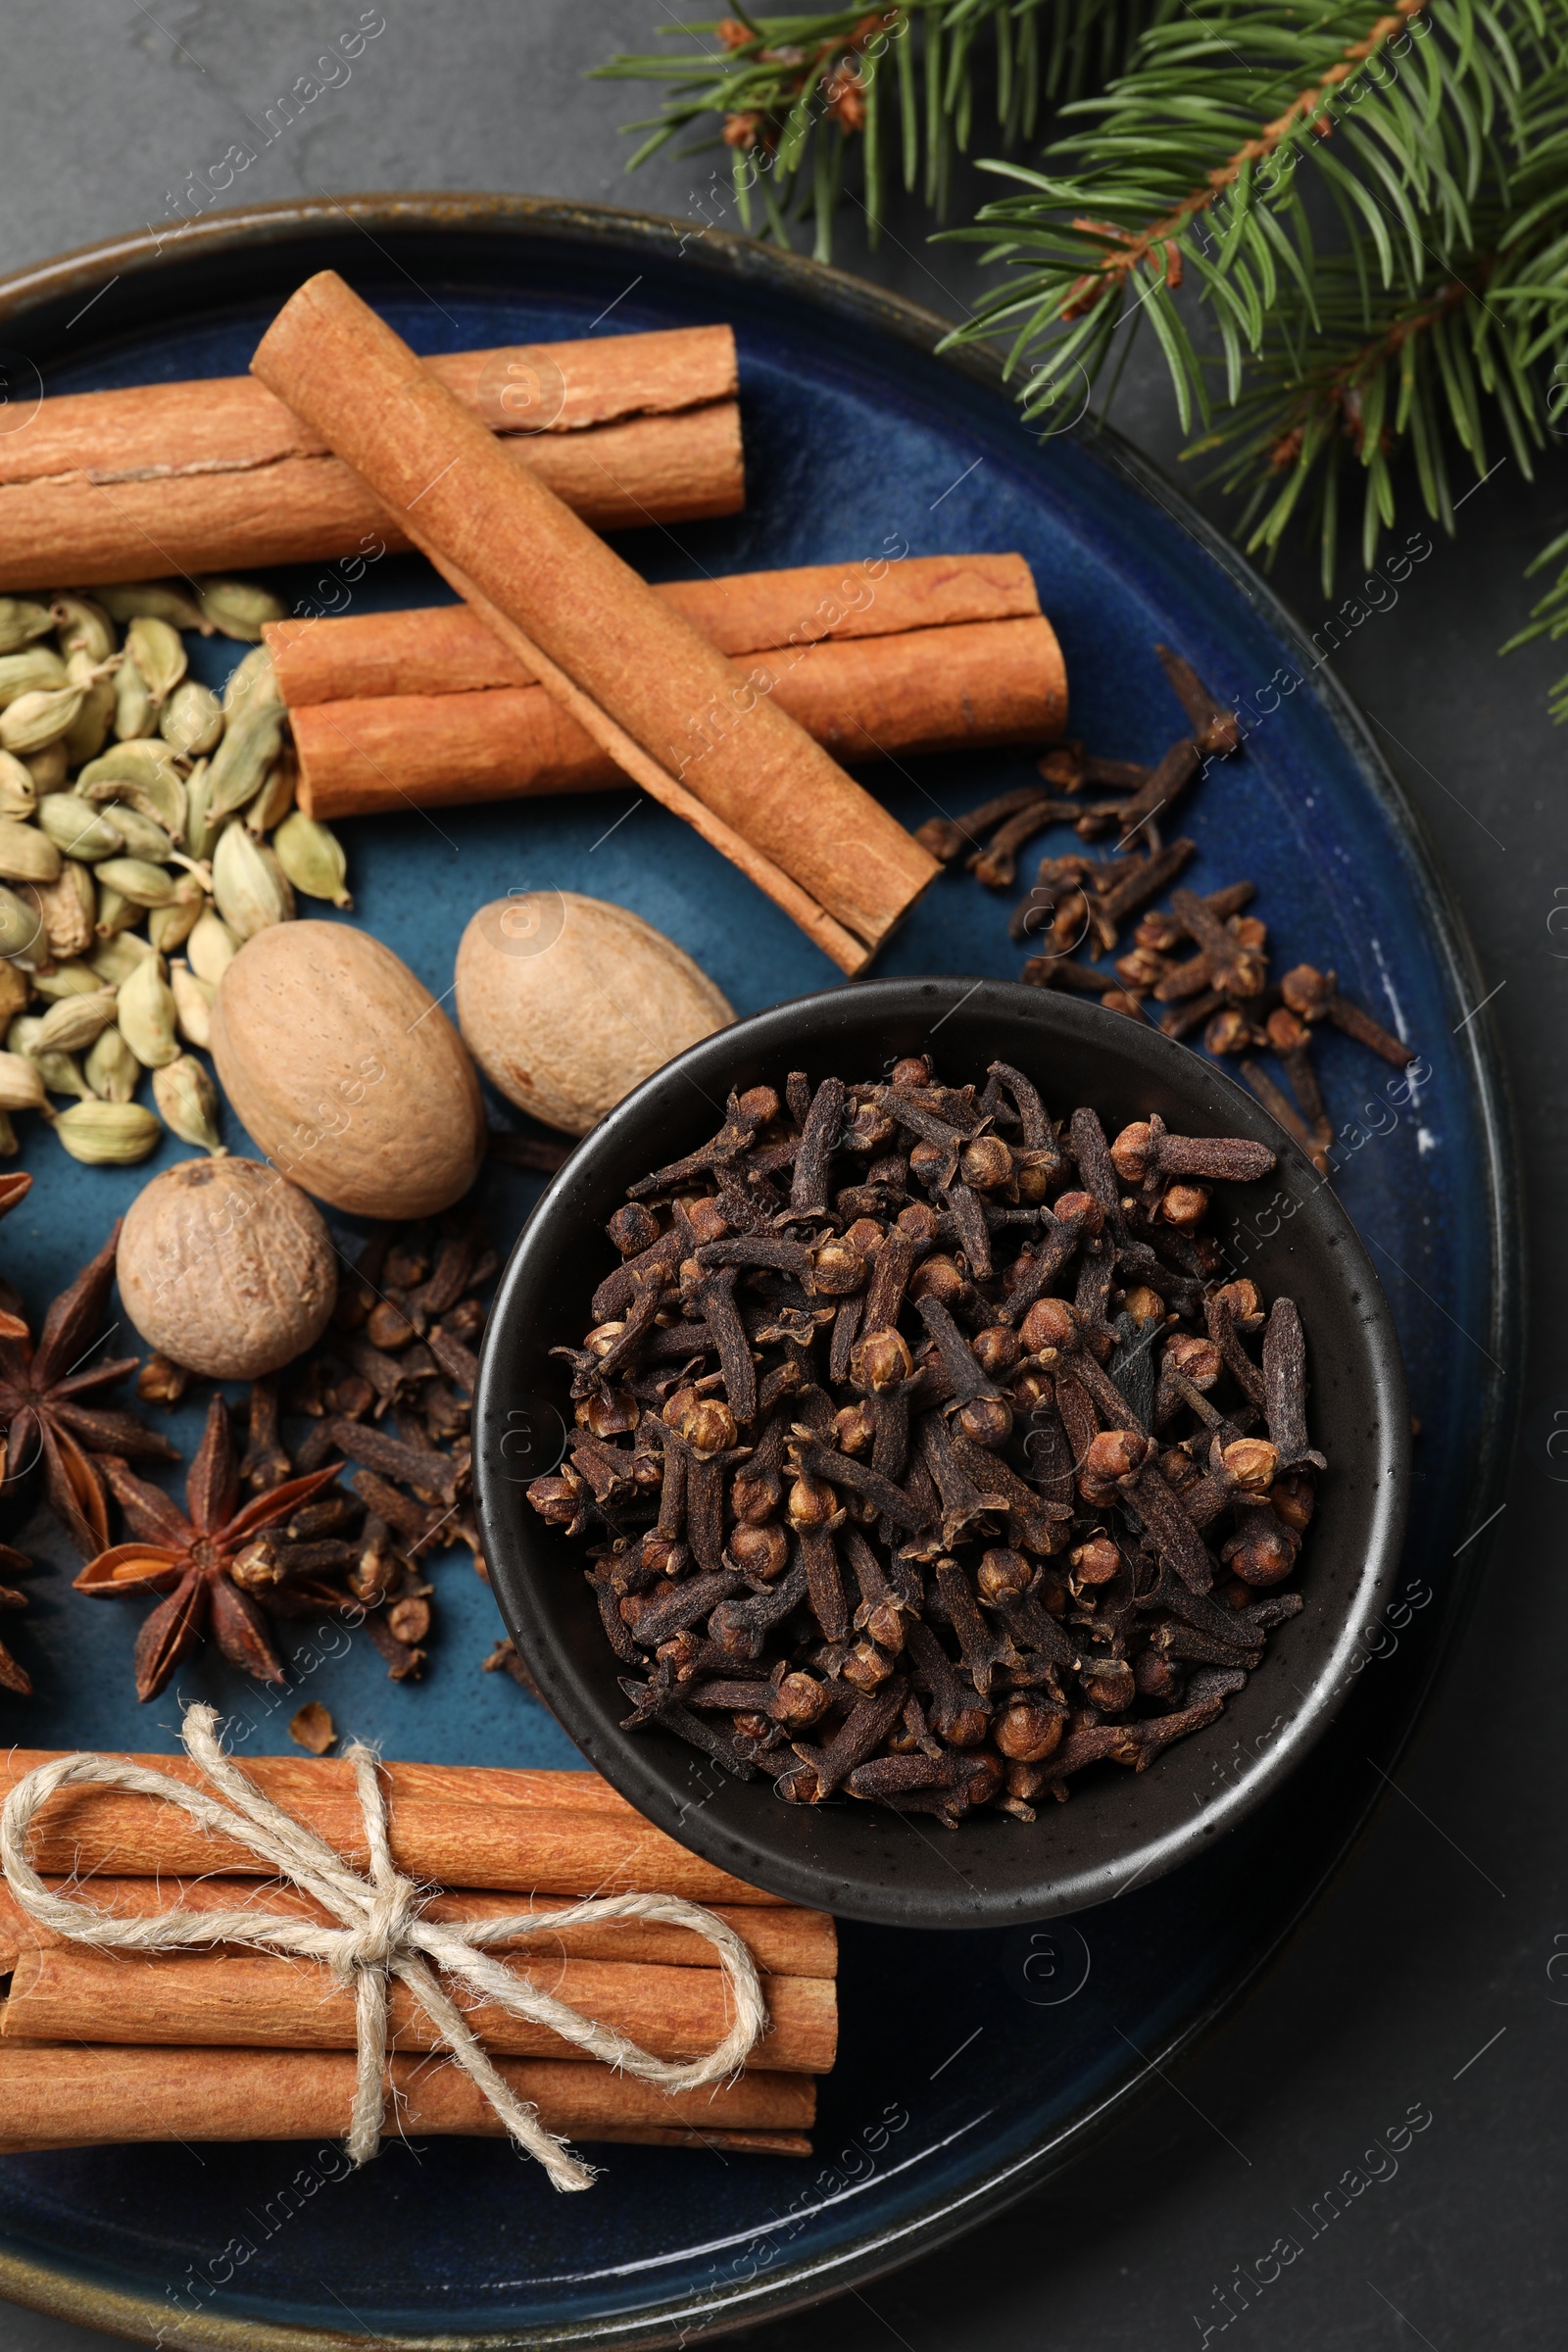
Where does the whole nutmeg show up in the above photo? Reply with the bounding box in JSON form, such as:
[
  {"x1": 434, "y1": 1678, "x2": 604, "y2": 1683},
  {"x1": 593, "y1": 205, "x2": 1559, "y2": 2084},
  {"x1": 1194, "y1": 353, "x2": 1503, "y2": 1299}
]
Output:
[
  {"x1": 454, "y1": 893, "x2": 733, "y2": 1138},
  {"x1": 117, "y1": 1157, "x2": 336, "y2": 1380},
  {"x1": 211, "y1": 921, "x2": 484, "y2": 1218}
]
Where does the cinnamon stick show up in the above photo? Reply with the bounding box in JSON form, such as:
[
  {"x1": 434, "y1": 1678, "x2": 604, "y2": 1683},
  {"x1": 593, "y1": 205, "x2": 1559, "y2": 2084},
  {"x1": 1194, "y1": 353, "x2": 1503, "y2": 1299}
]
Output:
[
  {"x1": 268, "y1": 553, "x2": 1053, "y2": 702},
  {"x1": 0, "y1": 1784, "x2": 782, "y2": 1906},
  {"x1": 0, "y1": 1747, "x2": 641, "y2": 1817},
  {"x1": 290, "y1": 616, "x2": 1067, "y2": 820},
  {"x1": 0, "y1": 327, "x2": 743, "y2": 589},
  {"x1": 251, "y1": 272, "x2": 938, "y2": 971},
  {"x1": 0, "y1": 1875, "x2": 836, "y2": 1980},
  {"x1": 0, "y1": 2042, "x2": 813, "y2": 2148},
  {"x1": 2, "y1": 1944, "x2": 837, "y2": 2074}
]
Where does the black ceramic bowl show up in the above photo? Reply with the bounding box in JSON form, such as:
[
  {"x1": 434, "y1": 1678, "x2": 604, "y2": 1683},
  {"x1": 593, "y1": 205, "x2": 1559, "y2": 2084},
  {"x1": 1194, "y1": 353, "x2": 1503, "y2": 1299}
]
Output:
[{"x1": 476, "y1": 979, "x2": 1408, "y2": 1928}]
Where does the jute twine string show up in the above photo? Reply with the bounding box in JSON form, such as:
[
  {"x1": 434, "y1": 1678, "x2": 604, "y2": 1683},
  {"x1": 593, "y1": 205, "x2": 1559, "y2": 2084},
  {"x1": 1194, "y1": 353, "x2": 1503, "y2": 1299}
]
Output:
[{"x1": 0, "y1": 1702, "x2": 767, "y2": 2190}]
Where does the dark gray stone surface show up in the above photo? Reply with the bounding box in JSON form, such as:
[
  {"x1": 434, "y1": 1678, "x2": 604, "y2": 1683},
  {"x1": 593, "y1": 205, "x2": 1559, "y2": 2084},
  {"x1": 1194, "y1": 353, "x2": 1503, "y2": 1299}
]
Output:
[{"x1": 0, "y1": 6, "x2": 1558, "y2": 2345}]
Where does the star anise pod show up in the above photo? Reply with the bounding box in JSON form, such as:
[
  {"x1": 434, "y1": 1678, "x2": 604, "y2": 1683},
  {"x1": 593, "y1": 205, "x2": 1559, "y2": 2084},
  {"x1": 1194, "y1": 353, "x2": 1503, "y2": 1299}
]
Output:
[
  {"x1": 0, "y1": 1534, "x2": 36, "y2": 1696},
  {"x1": 0, "y1": 1220, "x2": 178, "y2": 1555},
  {"x1": 74, "y1": 1395, "x2": 340, "y2": 1702}
]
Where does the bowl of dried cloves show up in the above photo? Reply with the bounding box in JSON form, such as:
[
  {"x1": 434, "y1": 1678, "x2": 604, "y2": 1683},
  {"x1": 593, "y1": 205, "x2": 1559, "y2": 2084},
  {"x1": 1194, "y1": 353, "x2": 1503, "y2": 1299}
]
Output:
[{"x1": 475, "y1": 977, "x2": 1409, "y2": 1929}]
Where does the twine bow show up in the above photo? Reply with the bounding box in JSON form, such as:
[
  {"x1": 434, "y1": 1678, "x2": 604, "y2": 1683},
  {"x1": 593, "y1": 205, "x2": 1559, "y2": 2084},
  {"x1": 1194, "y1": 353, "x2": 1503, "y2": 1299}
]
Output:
[{"x1": 0, "y1": 1703, "x2": 766, "y2": 2190}]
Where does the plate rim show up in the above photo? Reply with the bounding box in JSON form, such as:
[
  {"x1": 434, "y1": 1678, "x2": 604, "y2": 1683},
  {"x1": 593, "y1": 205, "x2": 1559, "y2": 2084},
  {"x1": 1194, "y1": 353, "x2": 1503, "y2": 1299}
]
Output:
[{"x1": 0, "y1": 189, "x2": 1523, "y2": 2352}]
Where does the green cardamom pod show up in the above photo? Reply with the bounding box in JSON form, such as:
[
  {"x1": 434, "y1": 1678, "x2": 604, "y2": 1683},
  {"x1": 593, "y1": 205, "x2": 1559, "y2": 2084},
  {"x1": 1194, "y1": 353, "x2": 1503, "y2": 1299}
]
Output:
[
  {"x1": 0, "y1": 1049, "x2": 46, "y2": 1113},
  {"x1": 271, "y1": 809, "x2": 352, "y2": 907},
  {"x1": 149, "y1": 896, "x2": 203, "y2": 954},
  {"x1": 126, "y1": 615, "x2": 186, "y2": 707},
  {"x1": 160, "y1": 680, "x2": 223, "y2": 760},
  {"x1": 0, "y1": 962, "x2": 28, "y2": 1024},
  {"x1": 0, "y1": 600, "x2": 55, "y2": 657},
  {"x1": 195, "y1": 576, "x2": 287, "y2": 643},
  {"x1": 37, "y1": 794, "x2": 123, "y2": 861},
  {"x1": 6, "y1": 1014, "x2": 39, "y2": 1055},
  {"x1": 95, "y1": 858, "x2": 180, "y2": 909},
  {"x1": 35, "y1": 987, "x2": 119, "y2": 1054},
  {"x1": 182, "y1": 758, "x2": 220, "y2": 862},
  {"x1": 170, "y1": 959, "x2": 215, "y2": 1050},
  {"x1": 0, "y1": 884, "x2": 41, "y2": 960},
  {"x1": 0, "y1": 649, "x2": 67, "y2": 709},
  {"x1": 93, "y1": 886, "x2": 141, "y2": 940},
  {"x1": 102, "y1": 805, "x2": 172, "y2": 862},
  {"x1": 245, "y1": 742, "x2": 297, "y2": 836},
  {"x1": 60, "y1": 662, "x2": 116, "y2": 767},
  {"x1": 113, "y1": 652, "x2": 154, "y2": 743},
  {"x1": 153, "y1": 1054, "x2": 225, "y2": 1155},
  {"x1": 34, "y1": 1047, "x2": 94, "y2": 1102},
  {"x1": 30, "y1": 959, "x2": 106, "y2": 1001},
  {"x1": 186, "y1": 906, "x2": 239, "y2": 984},
  {"x1": 76, "y1": 740, "x2": 188, "y2": 838},
  {"x1": 221, "y1": 643, "x2": 280, "y2": 715},
  {"x1": 24, "y1": 743, "x2": 69, "y2": 795},
  {"x1": 0, "y1": 754, "x2": 37, "y2": 821},
  {"x1": 84, "y1": 1023, "x2": 140, "y2": 1103},
  {"x1": 97, "y1": 582, "x2": 210, "y2": 635},
  {"x1": 0, "y1": 1109, "x2": 18, "y2": 1156},
  {"x1": 37, "y1": 860, "x2": 96, "y2": 960},
  {"x1": 51, "y1": 1098, "x2": 162, "y2": 1163},
  {"x1": 49, "y1": 594, "x2": 116, "y2": 665},
  {"x1": 87, "y1": 933, "x2": 156, "y2": 987},
  {"x1": 212, "y1": 821, "x2": 294, "y2": 939},
  {"x1": 206, "y1": 701, "x2": 285, "y2": 822},
  {"x1": 117, "y1": 954, "x2": 180, "y2": 1067},
  {"x1": 0, "y1": 820, "x2": 59, "y2": 886},
  {"x1": 0, "y1": 687, "x2": 84, "y2": 755}
]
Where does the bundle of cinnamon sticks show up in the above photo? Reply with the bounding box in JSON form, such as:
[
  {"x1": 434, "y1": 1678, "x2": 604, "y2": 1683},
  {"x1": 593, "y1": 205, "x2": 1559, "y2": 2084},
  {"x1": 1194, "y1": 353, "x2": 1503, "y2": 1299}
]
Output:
[
  {"x1": 0, "y1": 325, "x2": 744, "y2": 587},
  {"x1": 270, "y1": 553, "x2": 1067, "y2": 821},
  {"x1": 0, "y1": 1750, "x2": 834, "y2": 2157}
]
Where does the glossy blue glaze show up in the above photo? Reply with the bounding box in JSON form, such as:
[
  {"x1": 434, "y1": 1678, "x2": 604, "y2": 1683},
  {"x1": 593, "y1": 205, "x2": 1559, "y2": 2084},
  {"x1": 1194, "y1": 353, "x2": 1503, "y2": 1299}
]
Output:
[{"x1": 0, "y1": 212, "x2": 1512, "y2": 2345}]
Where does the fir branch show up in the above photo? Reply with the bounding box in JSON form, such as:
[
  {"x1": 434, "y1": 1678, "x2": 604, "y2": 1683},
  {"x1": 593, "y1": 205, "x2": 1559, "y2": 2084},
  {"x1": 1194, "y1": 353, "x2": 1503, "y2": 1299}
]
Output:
[{"x1": 593, "y1": 2, "x2": 1166, "y2": 260}]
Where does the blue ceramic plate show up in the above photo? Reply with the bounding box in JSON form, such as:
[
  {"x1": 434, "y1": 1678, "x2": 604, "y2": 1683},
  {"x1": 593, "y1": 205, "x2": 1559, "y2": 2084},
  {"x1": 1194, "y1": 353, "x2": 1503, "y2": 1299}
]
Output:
[{"x1": 0, "y1": 199, "x2": 1516, "y2": 2348}]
